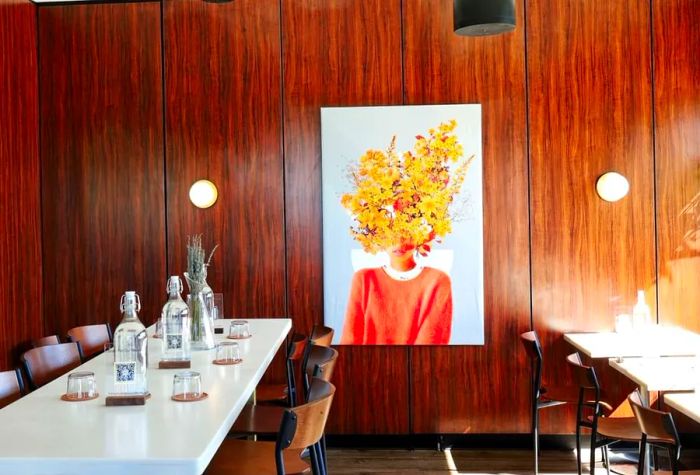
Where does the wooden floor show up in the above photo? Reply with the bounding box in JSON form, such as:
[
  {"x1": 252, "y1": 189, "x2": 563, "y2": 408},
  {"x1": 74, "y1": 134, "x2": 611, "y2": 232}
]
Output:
[{"x1": 325, "y1": 448, "x2": 642, "y2": 474}]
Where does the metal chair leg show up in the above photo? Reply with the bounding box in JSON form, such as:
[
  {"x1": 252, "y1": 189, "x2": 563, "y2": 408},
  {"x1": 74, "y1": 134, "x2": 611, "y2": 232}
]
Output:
[
  {"x1": 309, "y1": 444, "x2": 322, "y2": 475},
  {"x1": 576, "y1": 422, "x2": 582, "y2": 475},
  {"x1": 533, "y1": 407, "x2": 540, "y2": 475},
  {"x1": 603, "y1": 446, "x2": 611, "y2": 475}
]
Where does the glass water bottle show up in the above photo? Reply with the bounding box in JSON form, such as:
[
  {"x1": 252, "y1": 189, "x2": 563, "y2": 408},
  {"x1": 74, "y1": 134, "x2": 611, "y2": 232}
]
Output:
[
  {"x1": 113, "y1": 291, "x2": 148, "y2": 395},
  {"x1": 161, "y1": 276, "x2": 191, "y2": 361}
]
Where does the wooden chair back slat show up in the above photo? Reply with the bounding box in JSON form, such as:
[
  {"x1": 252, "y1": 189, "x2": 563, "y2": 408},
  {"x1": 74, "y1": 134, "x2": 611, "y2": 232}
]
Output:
[
  {"x1": 21, "y1": 342, "x2": 82, "y2": 389},
  {"x1": 520, "y1": 331, "x2": 543, "y2": 361},
  {"x1": 285, "y1": 379, "x2": 335, "y2": 451},
  {"x1": 305, "y1": 346, "x2": 338, "y2": 383},
  {"x1": 0, "y1": 369, "x2": 24, "y2": 409},
  {"x1": 566, "y1": 352, "x2": 599, "y2": 390},
  {"x1": 32, "y1": 335, "x2": 60, "y2": 348},
  {"x1": 310, "y1": 326, "x2": 334, "y2": 348},
  {"x1": 628, "y1": 390, "x2": 679, "y2": 445},
  {"x1": 287, "y1": 333, "x2": 308, "y2": 362},
  {"x1": 67, "y1": 324, "x2": 111, "y2": 358}
]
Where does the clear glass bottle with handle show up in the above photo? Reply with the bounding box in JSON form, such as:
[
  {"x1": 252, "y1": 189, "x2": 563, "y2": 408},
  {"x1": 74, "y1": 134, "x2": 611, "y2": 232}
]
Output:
[
  {"x1": 160, "y1": 276, "x2": 191, "y2": 361},
  {"x1": 112, "y1": 291, "x2": 148, "y2": 395}
]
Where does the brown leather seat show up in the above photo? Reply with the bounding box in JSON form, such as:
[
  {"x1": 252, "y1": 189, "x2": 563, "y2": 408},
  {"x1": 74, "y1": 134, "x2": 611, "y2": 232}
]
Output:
[
  {"x1": 256, "y1": 333, "x2": 308, "y2": 406},
  {"x1": 67, "y1": 324, "x2": 111, "y2": 359},
  {"x1": 205, "y1": 439, "x2": 310, "y2": 475},
  {"x1": 21, "y1": 342, "x2": 82, "y2": 389},
  {"x1": 596, "y1": 416, "x2": 642, "y2": 442},
  {"x1": 0, "y1": 369, "x2": 24, "y2": 409}
]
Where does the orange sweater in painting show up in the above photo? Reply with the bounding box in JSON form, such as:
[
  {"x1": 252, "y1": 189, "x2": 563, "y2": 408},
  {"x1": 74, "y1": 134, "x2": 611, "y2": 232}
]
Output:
[{"x1": 340, "y1": 267, "x2": 453, "y2": 345}]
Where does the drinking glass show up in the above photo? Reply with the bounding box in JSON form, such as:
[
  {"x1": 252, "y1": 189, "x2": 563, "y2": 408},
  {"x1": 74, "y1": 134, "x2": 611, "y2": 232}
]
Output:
[
  {"x1": 172, "y1": 371, "x2": 203, "y2": 401},
  {"x1": 614, "y1": 314, "x2": 632, "y2": 334},
  {"x1": 214, "y1": 341, "x2": 241, "y2": 365},
  {"x1": 212, "y1": 293, "x2": 224, "y2": 320},
  {"x1": 65, "y1": 371, "x2": 98, "y2": 400},
  {"x1": 228, "y1": 320, "x2": 250, "y2": 339}
]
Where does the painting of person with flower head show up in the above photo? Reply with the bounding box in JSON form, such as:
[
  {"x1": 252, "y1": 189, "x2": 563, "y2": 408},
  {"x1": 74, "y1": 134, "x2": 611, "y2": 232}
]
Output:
[{"x1": 321, "y1": 105, "x2": 484, "y2": 346}]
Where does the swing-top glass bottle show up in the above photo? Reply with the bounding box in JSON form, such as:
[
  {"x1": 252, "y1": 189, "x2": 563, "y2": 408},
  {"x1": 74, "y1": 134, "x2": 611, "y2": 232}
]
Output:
[
  {"x1": 113, "y1": 291, "x2": 148, "y2": 395},
  {"x1": 160, "y1": 276, "x2": 191, "y2": 361}
]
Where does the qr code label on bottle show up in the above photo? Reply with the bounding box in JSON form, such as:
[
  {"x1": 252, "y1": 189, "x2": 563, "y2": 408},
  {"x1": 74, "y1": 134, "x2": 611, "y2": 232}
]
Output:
[
  {"x1": 114, "y1": 362, "x2": 136, "y2": 384},
  {"x1": 166, "y1": 334, "x2": 183, "y2": 350}
]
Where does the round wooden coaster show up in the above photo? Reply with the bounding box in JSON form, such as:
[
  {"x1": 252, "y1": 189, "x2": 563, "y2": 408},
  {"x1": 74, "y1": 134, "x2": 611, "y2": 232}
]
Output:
[
  {"x1": 212, "y1": 358, "x2": 243, "y2": 366},
  {"x1": 226, "y1": 334, "x2": 252, "y2": 340},
  {"x1": 60, "y1": 392, "x2": 99, "y2": 402},
  {"x1": 171, "y1": 392, "x2": 208, "y2": 402}
]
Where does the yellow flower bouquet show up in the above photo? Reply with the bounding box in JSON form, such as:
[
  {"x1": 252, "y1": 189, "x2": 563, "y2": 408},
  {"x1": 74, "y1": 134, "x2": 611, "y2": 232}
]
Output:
[{"x1": 341, "y1": 120, "x2": 474, "y2": 256}]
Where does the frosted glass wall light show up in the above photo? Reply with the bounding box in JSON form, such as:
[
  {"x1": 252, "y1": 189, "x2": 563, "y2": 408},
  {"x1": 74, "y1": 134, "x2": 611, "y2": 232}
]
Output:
[
  {"x1": 189, "y1": 180, "x2": 218, "y2": 208},
  {"x1": 596, "y1": 172, "x2": 629, "y2": 202}
]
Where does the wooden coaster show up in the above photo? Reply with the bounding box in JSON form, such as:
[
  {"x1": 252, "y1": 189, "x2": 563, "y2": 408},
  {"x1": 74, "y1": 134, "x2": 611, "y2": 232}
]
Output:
[
  {"x1": 105, "y1": 394, "x2": 147, "y2": 406},
  {"x1": 227, "y1": 334, "x2": 252, "y2": 340},
  {"x1": 60, "y1": 392, "x2": 99, "y2": 402},
  {"x1": 171, "y1": 392, "x2": 208, "y2": 402},
  {"x1": 158, "y1": 360, "x2": 191, "y2": 369},
  {"x1": 212, "y1": 358, "x2": 243, "y2": 366}
]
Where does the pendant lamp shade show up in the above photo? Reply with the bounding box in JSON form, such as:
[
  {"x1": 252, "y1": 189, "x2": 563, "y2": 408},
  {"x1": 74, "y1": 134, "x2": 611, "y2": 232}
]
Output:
[{"x1": 453, "y1": 0, "x2": 516, "y2": 36}]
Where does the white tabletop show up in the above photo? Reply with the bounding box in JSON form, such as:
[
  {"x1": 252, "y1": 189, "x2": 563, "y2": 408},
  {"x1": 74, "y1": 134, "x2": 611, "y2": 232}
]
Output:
[
  {"x1": 665, "y1": 392, "x2": 700, "y2": 424},
  {"x1": 0, "y1": 318, "x2": 291, "y2": 475},
  {"x1": 564, "y1": 326, "x2": 700, "y2": 358},
  {"x1": 609, "y1": 356, "x2": 697, "y2": 392}
]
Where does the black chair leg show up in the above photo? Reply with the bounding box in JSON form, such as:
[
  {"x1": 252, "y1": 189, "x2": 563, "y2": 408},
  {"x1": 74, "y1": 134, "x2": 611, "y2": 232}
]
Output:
[
  {"x1": 590, "y1": 439, "x2": 597, "y2": 475},
  {"x1": 320, "y1": 434, "x2": 328, "y2": 471},
  {"x1": 309, "y1": 444, "x2": 322, "y2": 475},
  {"x1": 603, "y1": 446, "x2": 611, "y2": 475},
  {"x1": 576, "y1": 422, "x2": 582, "y2": 475},
  {"x1": 533, "y1": 407, "x2": 539, "y2": 475}
]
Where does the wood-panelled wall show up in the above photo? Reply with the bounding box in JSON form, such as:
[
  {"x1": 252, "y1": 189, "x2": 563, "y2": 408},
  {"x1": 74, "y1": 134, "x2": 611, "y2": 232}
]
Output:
[
  {"x1": 0, "y1": 0, "x2": 42, "y2": 369},
  {"x1": 0, "y1": 0, "x2": 698, "y2": 435}
]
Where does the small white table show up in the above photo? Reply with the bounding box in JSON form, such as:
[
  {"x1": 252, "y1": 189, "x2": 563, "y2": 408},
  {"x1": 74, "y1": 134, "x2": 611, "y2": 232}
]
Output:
[
  {"x1": 0, "y1": 318, "x2": 291, "y2": 475},
  {"x1": 564, "y1": 326, "x2": 699, "y2": 359},
  {"x1": 609, "y1": 356, "x2": 696, "y2": 393},
  {"x1": 665, "y1": 393, "x2": 700, "y2": 424}
]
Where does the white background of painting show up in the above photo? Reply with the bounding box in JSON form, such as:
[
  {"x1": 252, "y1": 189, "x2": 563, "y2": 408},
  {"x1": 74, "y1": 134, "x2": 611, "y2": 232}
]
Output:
[{"x1": 321, "y1": 104, "x2": 484, "y2": 345}]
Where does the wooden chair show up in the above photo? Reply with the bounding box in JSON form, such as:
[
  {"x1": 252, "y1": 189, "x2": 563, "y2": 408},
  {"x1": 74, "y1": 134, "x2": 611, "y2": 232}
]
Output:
[
  {"x1": 628, "y1": 390, "x2": 700, "y2": 475},
  {"x1": 21, "y1": 342, "x2": 82, "y2": 389},
  {"x1": 301, "y1": 326, "x2": 334, "y2": 395},
  {"x1": 567, "y1": 352, "x2": 641, "y2": 475},
  {"x1": 67, "y1": 323, "x2": 112, "y2": 359},
  {"x1": 32, "y1": 335, "x2": 60, "y2": 348},
  {"x1": 207, "y1": 378, "x2": 335, "y2": 475},
  {"x1": 256, "y1": 333, "x2": 309, "y2": 407},
  {"x1": 521, "y1": 331, "x2": 580, "y2": 474},
  {"x1": 0, "y1": 369, "x2": 24, "y2": 409}
]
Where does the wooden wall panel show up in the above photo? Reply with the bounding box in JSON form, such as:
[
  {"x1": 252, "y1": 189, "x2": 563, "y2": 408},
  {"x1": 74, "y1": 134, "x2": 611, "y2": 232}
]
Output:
[
  {"x1": 403, "y1": 0, "x2": 531, "y2": 433},
  {"x1": 164, "y1": 0, "x2": 286, "y2": 319},
  {"x1": 653, "y1": 0, "x2": 700, "y2": 332},
  {"x1": 0, "y1": 0, "x2": 41, "y2": 369},
  {"x1": 39, "y1": 3, "x2": 166, "y2": 334},
  {"x1": 528, "y1": 0, "x2": 656, "y2": 432},
  {"x1": 281, "y1": 0, "x2": 407, "y2": 433}
]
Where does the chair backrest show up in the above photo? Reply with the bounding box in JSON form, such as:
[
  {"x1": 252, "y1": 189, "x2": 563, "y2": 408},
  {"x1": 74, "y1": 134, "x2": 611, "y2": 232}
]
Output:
[
  {"x1": 520, "y1": 331, "x2": 543, "y2": 399},
  {"x1": 287, "y1": 333, "x2": 308, "y2": 362},
  {"x1": 565, "y1": 352, "x2": 599, "y2": 391},
  {"x1": 277, "y1": 379, "x2": 335, "y2": 453},
  {"x1": 0, "y1": 369, "x2": 24, "y2": 409},
  {"x1": 310, "y1": 325, "x2": 334, "y2": 347},
  {"x1": 628, "y1": 390, "x2": 680, "y2": 446},
  {"x1": 67, "y1": 324, "x2": 111, "y2": 359},
  {"x1": 21, "y1": 342, "x2": 82, "y2": 389},
  {"x1": 32, "y1": 335, "x2": 60, "y2": 348},
  {"x1": 303, "y1": 346, "x2": 339, "y2": 399}
]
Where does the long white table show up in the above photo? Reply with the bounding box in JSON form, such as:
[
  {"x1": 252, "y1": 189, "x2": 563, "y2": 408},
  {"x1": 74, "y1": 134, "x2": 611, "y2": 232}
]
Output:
[
  {"x1": 0, "y1": 318, "x2": 291, "y2": 475},
  {"x1": 564, "y1": 326, "x2": 699, "y2": 358},
  {"x1": 609, "y1": 356, "x2": 697, "y2": 393},
  {"x1": 665, "y1": 393, "x2": 700, "y2": 424}
]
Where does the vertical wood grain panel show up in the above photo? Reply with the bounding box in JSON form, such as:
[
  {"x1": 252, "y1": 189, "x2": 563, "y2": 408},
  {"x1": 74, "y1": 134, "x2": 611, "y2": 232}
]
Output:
[
  {"x1": 403, "y1": 0, "x2": 531, "y2": 433},
  {"x1": 0, "y1": 0, "x2": 41, "y2": 369},
  {"x1": 653, "y1": 0, "x2": 700, "y2": 332},
  {"x1": 281, "y1": 0, "x2": 407, "y2": 433},
  {"x1": 528, "y1": 0, "x2": 656, "y2": 432},
  {"x1": 164, "y1": 0, "x2": 286, "y2": 318},
  {"x1": 40, "y1": 3, "x2": 166, "y2": 333}
]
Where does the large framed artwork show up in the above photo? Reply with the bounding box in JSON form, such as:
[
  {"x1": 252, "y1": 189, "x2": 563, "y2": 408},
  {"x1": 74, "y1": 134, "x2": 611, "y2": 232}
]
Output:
[{"x1": 321, "y1": 104, "x2": 484, "y2": 346}]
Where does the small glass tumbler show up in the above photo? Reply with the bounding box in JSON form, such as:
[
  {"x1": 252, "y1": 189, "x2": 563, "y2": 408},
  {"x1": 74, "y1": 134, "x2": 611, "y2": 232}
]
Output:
[
  {"x1": 214, "y1": 341, "x2": 241, "y2": 365},
  {"x1": 172, "y1": 371, "x2": 203, "y2": 401},
  {"x1": 212, "y1": 293, "x2": 224, "y2": 320},
  {"x1": 64, "y1": 371, "x2": 98, "y2": 401},
  {"x1": 228, "y1": 320, "x2": 251, "y2": 339}
]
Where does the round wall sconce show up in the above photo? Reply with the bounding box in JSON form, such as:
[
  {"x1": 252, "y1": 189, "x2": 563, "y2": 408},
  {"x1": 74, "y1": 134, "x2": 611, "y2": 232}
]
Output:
[
  {"x1": 453, "y1": 0, "x2": 516, "y2": 37},
  {"x1": 596, "y1": 172, "x2": 629, "y2": 202},
  {"x1": 189, "y1": 180, "x2": 218, "y2": 208}
]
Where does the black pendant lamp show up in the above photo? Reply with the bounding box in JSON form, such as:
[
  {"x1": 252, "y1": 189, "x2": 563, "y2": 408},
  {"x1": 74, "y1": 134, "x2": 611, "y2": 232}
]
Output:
[{"x1": 453, "y1": 0, "x2": 516, "y2": 37}]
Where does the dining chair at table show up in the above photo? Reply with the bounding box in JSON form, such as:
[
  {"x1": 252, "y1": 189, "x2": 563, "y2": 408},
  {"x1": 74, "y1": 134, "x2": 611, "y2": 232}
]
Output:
[
  {"x1": 567, "y1": 352, "x2": 641, "y2": 475},
  {"x1": 31, "y1": 335, "x2": 61, "y2": 348},
  {"x1": 21, "y1": 342, "x2": 83, "y2": 389},
  {"x1": 67, "y1": 323, "x2": 112, "y2": 359},
  {"x1": 301, "y1": 326, "x2": 334, "y2": 395},
  {"x1": 0, "y1": 369, "x2": 25, "y2": 409},
  {"x1": 629, "y1": 390, "x2": 700, "y2": 475},
  {"x1": 521, "y1": 331, "x2": 582, "y2": 474},
  {"x1": 256, "y1": 333, "x2": 309, "y2": 407},
  {"x1": 207, "y1": 378, "x2": 336, "y2": 475}
]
